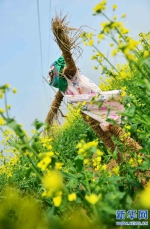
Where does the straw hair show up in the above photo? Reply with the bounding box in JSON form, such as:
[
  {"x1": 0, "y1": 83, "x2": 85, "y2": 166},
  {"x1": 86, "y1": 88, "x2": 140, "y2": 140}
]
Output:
[{"x1": 52, "y1": 14, "x2": 81, "y2": 78}]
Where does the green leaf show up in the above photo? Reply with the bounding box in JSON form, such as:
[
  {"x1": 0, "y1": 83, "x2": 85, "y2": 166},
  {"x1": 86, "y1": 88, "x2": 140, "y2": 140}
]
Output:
[
  {"x1": 141, "y1": 56, "x2": 150, "y2": 67},
  {"x1": 75, "y1": 197, "x2": 82, "y2": 204},
  {"x1": 98, "y1": 101, "x2": 103, "y2": 108},
  {"x1": 100, "y1": 204, "x2": 116, "y2": 215},
  {"x1": 106, "y1": 118, "x2": 117, "y2": 125},
  {"x1": 123, "y1": 106, "x2": 135, "y2": 117},
  {"x1": 75, "y1": 155, "x2": 83, "y2": 172},
  {"x1": 25, "y1": 167, "x2": 32, "y2": 178},
  {"x1": 125, "y1": 195, "x2": 133, "y2": 207},
  {"x1": 33, "y1": 119, "x2": 44, "y2": 130},
  {"x1": 139, "y1": 159, "x2": 150, "y2": 170},
  {"x1": 142, "y1": 115, "x2": 150, "y2": 126},
  {"x1": 6, "y1": 119, "x2": 25, "y2": 138},
  {"x1": 112, "y1": 147, "x2": 118, "y2": 160},
  {"x1": 136, "y1": 79, "x2": 146, "y2": 88}
]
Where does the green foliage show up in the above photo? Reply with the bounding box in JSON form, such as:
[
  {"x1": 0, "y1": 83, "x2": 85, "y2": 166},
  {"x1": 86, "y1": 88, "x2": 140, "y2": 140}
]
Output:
[{"x1": 51, "y1": 113, "x2": 107, "y2": 163}]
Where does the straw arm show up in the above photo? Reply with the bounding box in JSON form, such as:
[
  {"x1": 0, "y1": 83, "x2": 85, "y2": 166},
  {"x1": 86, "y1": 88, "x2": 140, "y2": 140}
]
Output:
[{"x1": 45, "y1": 91, "x2": 64, "y2": 126}]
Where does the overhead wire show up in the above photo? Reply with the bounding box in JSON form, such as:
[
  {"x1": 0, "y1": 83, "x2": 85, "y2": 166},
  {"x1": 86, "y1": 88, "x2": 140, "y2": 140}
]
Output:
[
  {"x1": 46, "y1": 0, "x2": 68, "y2": 108},
  {"x1": 48, "y1": 0, "x2": 52, "y2": 68},
  {"x1": 36, "y1": 0, "x2": 49, "y2": 106}
]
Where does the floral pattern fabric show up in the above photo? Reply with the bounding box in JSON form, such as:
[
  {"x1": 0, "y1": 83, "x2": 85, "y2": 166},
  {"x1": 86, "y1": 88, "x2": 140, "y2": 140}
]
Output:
[{"x1": 61, "y1": 70, "x2": 124, "y2": 132}]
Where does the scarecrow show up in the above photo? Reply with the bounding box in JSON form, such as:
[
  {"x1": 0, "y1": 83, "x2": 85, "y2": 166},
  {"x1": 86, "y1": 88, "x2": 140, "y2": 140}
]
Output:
[{"x1": 45, "y1": 15, "x2": 142, "y2": 162}]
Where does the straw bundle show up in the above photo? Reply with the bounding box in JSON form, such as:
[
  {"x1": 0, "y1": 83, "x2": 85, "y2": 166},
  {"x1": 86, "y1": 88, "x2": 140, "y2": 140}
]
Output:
[
  {"x1": 45, "y1": 90, "x2": 63, "y2": 126},
  {"x1": 110, "y1": 126, "x2": 142, "y2": 152},
  {"x1": 51, "y1": 14, "x2": 78, "y2": 78}
]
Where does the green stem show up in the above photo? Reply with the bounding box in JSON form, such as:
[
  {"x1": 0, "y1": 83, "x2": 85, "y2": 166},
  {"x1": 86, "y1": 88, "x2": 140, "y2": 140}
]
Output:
[
  {"x1": 93, "y1": 44, "x2": 119, "y2": 74},
  {"x1": 101, "y1": 11, "x2": 147, "y2": 77},
  {"x1": 4, "y1": 92, "x2": 9, "y2": 119},
  {"x1": 101, "y1": 12, "x2": 112, "y2": 23},
  {"x1": 26, "y1": 154, "x2": 42, "y2": 180},
  {"x1": 83, "y1": 164, "x2": 98, "y2": 217},
  {"x1": 83, "y1": 164, "x2": 91, "y2": 194}
]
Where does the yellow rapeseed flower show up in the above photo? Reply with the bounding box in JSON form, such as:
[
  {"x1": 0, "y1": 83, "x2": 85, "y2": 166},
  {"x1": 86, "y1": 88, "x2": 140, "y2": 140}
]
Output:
[
  {"x1": 6, "y1": 104, "x2": 11, "y2": 109},
  {"x1": 41, "y1": 190, "x2": 47, "y2": 197},
  {"x1": 86, "y1": 33, "x2": 93, "y2": 39},
  {"x1": 111, "y1": 49, "x2": 118, "y2": 56},
  {"x1": 120, "y1": 71, "x2": 128, "y2": 79},
  {"x1": 68, "y1": 193, "x2": 76, "y2": 201},
  {"x1": 37, "y1": 156, "x2": 51, "y2": 171},
  {"x1": 101, "y1": 0, "x2": 107, "y2": 4},
  {"x1": 112, "y1": 166, "x2": 120, "y2": 176},
  {"x1": 82, "y1": 101, "x2": 86, "y2": 106},
  {"x1": 111, "y1": 22, "x2": 124, "y2": 29},
  {"x1": 100, "y1": 22, "x2": 108, "y2": 28},
  {"x1": 0, "y1": 118, "x2": 5, "y2": 126},
  {"x1": 121, "y1": 86, "x2": 127, "y2": 91},
  {"x1": 129, "y1": 158, "x2": 136, "y2": 168},
  {"x1": 112, "y1": 4, "x2": 117, "y2": 10},
  {"x1": 121, "y1": 13, "x2": 126, "y2": 18},
  {"x1": 89, "y1": 40, "x2": 94, "y2": 46},
  {"x1": 139, "y1": 182, "x2": 150, "y2": 208},
  {"x1": 104, "y1": 27, "x2": 110, "y2": 34},
  {"x1": 98, "y1": 34, "x2": 105, "y2": 39},
  {"x1": 85, "y1": 193, "x2": 101, "y2": 205},
  {"x1": 94, "y1": 66, "x2": 98, "y2": 70},
  {"x1": 0, "y1": 108, "x2": 5, "y2": 113},
  {"x1": 143, "y1": 51, "x2": 149, "y2": 58},
  {"x1": 92, "y1": 178, "x2": 96, "y2": 182},
  {"x1": 96, "y1": 156, "x2": 101, "y2": 162},
  {"x1": 42, "y1": 170, "x2": 64, "y2": 197},
  {"x1": 55, "y1": 162, "x2": 63, "y2": 170},
  {"x1": 53, "y1": 195, "x2": 62, "y2": 207},
  {"x1": 128, "y1": 39, "x2": 139, "y2": 51},
  {"x1": 96, "y1": 149, "x2": 103, "y2": 156},
  {"x1": 12, "y1": 88, "x2": 17, "y2": 94},
  {"x1": 93, "y1": 2, "x2": 106, "y2": 12},
  {"x1": 125, "y1": 125, "x2": 131, "y2": 130},
  {"x1": 113, "y1": 15, "x2": 117, "y2": 20},
  {"x1": 95, "y1": 165, "x2": 101, "y2": 171},
  {"x1": 124, "y1": 48, "x2": 130, "y2": 56},
  {"x1": 83, "y1": 42, "x2": 88, "y2": 46},
  {"x1": 83, "y1": 158, "x2": 89, "y2": 165},
  {"x1": 83, "y1": 141, "x2": 98, "y2": 149},
  {"x1": 127, "y1": 54, "x2": 135, "y2": 60},
  {"x1": 101, "y1": 164, "x2": 107, "y2": 171},
  {"x1": 5, "y1": 83, "x2": 11, "y2": 89},
  {"x1": 137, "y1": 155, "x2": 142, "y2": 165},
  {"x1": 0, "y1": 94, "x2": 3, "y2": 99},
  {"x1": 122, "y1": 28, "x2": 130, "y2": 35},
  {"x1": 121, "y1": 91, "x2": 126, "y2": 97}
]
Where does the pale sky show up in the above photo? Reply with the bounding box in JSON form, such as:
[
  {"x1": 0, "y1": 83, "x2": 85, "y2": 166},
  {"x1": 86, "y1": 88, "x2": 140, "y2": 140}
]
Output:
[{"x1": 0, "y1": 0, "x2": 150, "y2": 148}]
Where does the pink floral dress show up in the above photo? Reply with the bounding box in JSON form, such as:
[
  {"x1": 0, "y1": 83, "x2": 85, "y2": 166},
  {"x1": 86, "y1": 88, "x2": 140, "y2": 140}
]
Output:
[{"x1": 61, "y1": 70, "x2": 124, "y2": 131}]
